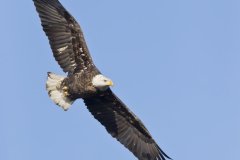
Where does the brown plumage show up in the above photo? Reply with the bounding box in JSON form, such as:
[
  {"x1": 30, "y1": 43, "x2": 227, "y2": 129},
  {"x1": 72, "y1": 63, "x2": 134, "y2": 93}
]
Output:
[{"x1": 33, "y1": 0, "x2": 171, "y2": 159}]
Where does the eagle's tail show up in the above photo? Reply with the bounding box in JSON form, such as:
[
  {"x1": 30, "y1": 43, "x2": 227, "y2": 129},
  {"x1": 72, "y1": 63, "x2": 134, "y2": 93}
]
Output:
[{"x1": 46, "y1": 72, "x2": 74, "y2": 111}]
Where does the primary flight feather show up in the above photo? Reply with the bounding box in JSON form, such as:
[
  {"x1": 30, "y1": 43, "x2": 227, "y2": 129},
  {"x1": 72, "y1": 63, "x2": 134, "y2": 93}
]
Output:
[{"x1": 33, "y1": 0, "x2": 171, "y2": 159}]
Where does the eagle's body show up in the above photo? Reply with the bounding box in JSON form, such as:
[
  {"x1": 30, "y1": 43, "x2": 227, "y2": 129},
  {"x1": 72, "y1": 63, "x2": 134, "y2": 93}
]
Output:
[
  {"x1": 63, "y1": 68, "x2": 99, "y2": 98},
  {"x1": 33, "y1": 0, "x2": 171, "y2": 160}
]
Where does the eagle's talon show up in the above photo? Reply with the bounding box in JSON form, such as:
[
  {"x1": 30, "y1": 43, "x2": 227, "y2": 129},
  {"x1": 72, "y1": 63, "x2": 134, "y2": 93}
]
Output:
[
  {"x1": 62, "y1": 86, "x2": 70, "y2": 96},
  {"x1": 64, "y1": 91, "x2": 70, "y2": 96},
  {"x1": 62, "y1": 86, "x2": 68, "y2": 91}
]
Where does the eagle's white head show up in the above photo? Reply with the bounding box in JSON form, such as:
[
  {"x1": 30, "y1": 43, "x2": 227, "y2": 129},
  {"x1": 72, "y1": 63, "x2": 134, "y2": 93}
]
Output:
[{"x1": 92, "y1": 74, "x2": 114, "y2": 91}]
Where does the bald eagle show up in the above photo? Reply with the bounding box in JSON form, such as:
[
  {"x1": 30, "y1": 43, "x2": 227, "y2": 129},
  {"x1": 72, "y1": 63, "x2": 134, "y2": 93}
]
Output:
[{"x1": 33, "y1": 0, "x2": 171, "y2": 160}]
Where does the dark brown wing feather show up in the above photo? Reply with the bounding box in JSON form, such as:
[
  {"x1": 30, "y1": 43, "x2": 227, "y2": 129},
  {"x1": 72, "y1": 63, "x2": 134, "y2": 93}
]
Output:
[
  {"x1": 84, "y1": 89, "x2": 171, "y2": 160},
  {"x1": 33, "y1": 0, "x2": 94, "y2": 73}
]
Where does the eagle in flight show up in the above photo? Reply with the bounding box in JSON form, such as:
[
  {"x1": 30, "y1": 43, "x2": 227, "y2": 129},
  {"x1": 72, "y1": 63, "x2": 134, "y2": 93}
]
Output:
[{"x1": 33, "y1": 0, "x2": 171, "y2": 159}]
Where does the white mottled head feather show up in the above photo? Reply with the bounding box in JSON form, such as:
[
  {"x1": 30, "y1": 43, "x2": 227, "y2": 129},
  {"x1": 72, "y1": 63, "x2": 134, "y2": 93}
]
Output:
[{"x1": 92, "y1": 74, "x2": 113, "y2": 91}]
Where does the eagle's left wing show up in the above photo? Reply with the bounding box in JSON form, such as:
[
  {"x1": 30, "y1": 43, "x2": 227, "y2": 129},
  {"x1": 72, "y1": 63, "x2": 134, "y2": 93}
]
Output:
[
  {"x1": 83, "y1": 89, "x2": 171, "y2": 160},
  {"x1": 33, "y1": 0, "x2": 95, "y2": 74}
]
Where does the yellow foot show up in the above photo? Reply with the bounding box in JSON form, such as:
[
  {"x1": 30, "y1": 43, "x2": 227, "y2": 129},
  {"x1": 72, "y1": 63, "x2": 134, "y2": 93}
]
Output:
[
  {"x1": 64, "y1": 91, "x2": 70, "y2": 96},
  {"x1": 62, "y1": 86, "x2": 70, "y2": 96}
]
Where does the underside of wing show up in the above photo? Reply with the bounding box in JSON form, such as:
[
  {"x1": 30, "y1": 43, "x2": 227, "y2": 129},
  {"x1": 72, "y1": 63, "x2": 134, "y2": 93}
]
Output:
[
  {"x1": 84, "y1": 89, "x2": 171, "y2": 160},
  {"x1": 33, "y1": 0, "x2": 94, "y2": 74}
]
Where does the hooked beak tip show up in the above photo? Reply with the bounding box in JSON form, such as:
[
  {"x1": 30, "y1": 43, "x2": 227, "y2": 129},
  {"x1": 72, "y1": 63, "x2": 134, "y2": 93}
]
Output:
[{"x1": 108, "y1": 81, "x2": 114, "y2": 86}]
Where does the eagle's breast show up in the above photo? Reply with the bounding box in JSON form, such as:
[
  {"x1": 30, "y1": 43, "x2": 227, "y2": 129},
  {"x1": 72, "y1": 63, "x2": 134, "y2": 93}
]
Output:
[{"x1": 64, "y1": 71, "x2": 97, "y2": 99}]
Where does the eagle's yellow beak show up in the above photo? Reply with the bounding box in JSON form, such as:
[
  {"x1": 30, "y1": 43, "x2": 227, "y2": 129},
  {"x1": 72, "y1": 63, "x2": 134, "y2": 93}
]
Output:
[{"x1": 107, "y1": 80, "x2": 114, "y2": 86}]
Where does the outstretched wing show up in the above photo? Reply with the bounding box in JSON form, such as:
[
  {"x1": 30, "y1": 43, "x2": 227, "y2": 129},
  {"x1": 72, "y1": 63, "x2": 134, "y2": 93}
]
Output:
[
  {"x1": 84, "y1": 89, "x2": 171, "y2": 160},
  {"x1": 33, "y1": 0, "x2": 94, "y2": 74}
]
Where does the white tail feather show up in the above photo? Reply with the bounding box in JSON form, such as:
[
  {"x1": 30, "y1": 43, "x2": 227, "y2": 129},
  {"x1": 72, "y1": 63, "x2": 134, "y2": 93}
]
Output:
[{"x1": 46, "y1": 72, "x2": 74, "y2": 111}]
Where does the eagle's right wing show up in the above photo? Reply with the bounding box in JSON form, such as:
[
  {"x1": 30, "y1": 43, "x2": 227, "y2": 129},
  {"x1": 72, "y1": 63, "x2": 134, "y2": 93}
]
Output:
[
  {"x1": 84, "y1": 89, "x2": 171, "y2": 160},
  {"x1": 33, "y1": 0, "x2": 95, "y2": 74}
]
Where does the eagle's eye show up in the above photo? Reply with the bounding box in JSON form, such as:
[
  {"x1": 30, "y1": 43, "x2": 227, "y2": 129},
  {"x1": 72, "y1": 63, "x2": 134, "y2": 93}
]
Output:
[{"x1": 104, "y1": 79, "x2": 107, "y2": 82}]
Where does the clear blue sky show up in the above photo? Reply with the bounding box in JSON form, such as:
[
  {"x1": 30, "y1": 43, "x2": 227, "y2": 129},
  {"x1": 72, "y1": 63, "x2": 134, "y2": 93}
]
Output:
[{"x1": 0, "y1": 0, "x2": 239, "y2": 160}]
